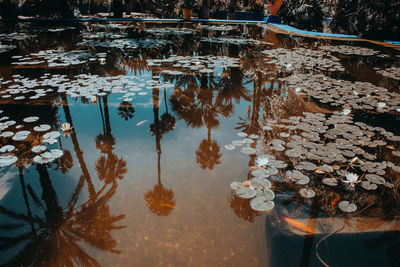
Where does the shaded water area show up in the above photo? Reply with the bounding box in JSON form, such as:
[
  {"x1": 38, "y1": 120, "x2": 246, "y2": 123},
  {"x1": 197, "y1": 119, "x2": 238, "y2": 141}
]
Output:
[{"x1": 0, "y1": 22, "x2": 399, "y2": 266}]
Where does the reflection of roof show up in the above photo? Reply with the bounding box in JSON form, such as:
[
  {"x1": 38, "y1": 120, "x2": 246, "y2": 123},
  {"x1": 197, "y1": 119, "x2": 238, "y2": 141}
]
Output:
[{"x1": 283, "y1": 216, "x2": 400, "y2": 236}]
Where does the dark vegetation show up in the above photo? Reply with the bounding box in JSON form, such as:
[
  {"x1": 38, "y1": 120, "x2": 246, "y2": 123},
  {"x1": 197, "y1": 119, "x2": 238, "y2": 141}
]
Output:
[
  {"x1": 330, "y1": 0, "x2": 400, "y2": 41},
  {"x1": 0, "y1": 0, "x2": 398, "y2": 40}
]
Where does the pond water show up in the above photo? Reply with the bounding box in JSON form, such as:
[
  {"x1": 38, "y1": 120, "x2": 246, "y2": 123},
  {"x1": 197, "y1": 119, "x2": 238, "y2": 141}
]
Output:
[{"x1": 0, "y1": 22, "x2": 399, "y2": 267}]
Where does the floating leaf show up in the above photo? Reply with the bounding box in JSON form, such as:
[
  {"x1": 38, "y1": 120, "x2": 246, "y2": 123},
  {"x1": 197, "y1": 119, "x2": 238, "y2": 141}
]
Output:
[
  {"x1": 0, "y1": 131, "x2": 14, "y2": 138},
  {"x1": 252, "y1": 167, "x2": 270, "y2": 178},
  {"x1": 237, "y1": 132, "x2": 247, "y2": 138},
  {"x1": 299, "y1": 188, "x2": 315, "y2": 198},
  {"x1": 23, "y1": 116, "x2": 39, "y2": 123},
  {"x1": 240, "y1": 147, "x2": 257, "y2": 155},
  {"x1": 224, "y1": 144, "x2": 236, "y2": 151},
  {"x1": 0, "y1": 155, "x2": 17, "y2": 167},
  {"x1": 338, "y1": 201, "x2": 357, "y2": 213},
  {"x1": 230, "y1": 181, "x2": 243, "y2": 190},
  {"x1": 259, "y1": 188, "x2": 275, "y2": 200},
  {"x1": 32, "y1": 145, "x2": 47, "y2": 153},
  {"x1": 43, "y1": 131, "x2": 60, "y2": 140},
  {"x1": 250, "y1": 177, "x2": 271, "y2": 190},
  {"x1": 232, "y1": 140, "x2": 246, "y2": 147},
  {"x1": 235, "y1": 187, "x2": 257, "y2": 199},
  {"x1": 361, "y1": 181, "x2": 377, "y2": 190},
  {"x1": 250, "y1": 197, "x2": 274, "y2": 212},
  {"x1": 365, "y1": 174, "x2": 385, "y2": 185},
  {"x1": 296, "y1": 161, "x2": 317, "y2": 171},
  {"x1": 33, "y1": 124, "x2": 51, "y2": 132},
  {"x1": 323, "y1": 178, "x2": 338, "y2": 186},
  {"x1": 0, "y1": 145, "x2": 15, "y2": 153}
]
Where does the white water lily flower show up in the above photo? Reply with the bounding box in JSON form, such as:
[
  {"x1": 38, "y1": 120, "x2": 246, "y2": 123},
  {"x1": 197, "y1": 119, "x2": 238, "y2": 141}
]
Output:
[
  {"x1": 255, "y1": 155, "x2": 269, "y2": 167},
  {"x1": 377, "y1": 102, "x2": 386, "y2": 109},
  {"x1": 343, "y1": 172, "x2": 360, "y2": 187},
  {"x1": 60, "y1": 123, "x2": 72, "y2": 132},
  {"x1": 342, "y1": 108, "x2": 351, "y2": 116}
]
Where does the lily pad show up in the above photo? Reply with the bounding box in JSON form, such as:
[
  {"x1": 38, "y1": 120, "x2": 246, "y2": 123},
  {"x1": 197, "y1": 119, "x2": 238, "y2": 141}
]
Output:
[
  {"x1": 32, "y1": 145, "x2": 47, "y2": 153},
  {"x1": 0, "y1": 145, "x2": 15, "y2": 153},
  {"x1": 365, "y1": 174, "x2": 385, "y2": 185},
  {"x1": 252, "y1": 168, "x2": 270, "y2": 178},
  {"x1": 33, "y1": 124, "x2": 51, "y2": 132},
  {"x1": 237, "y1": 132, "x2": 247, "y2": 138},
  {"x1": 250, "y1": 197, "x2": 275, "y2": 212},
  {"x1": 43, "y1": 131, "x2": 61, "y2": 139},
  {"x1": 230, "y1": 181, "x2": 243, "y2": 190},
  {"x1": 240, "y1": 147, "x2": 257, "y2": 155},
  {"x1": 232, "y1": 140, "x2": 246, "y2": 147},
  {"x1": 250, "y1": 177, "x2": 271, "y2": 190},
  {"x1": 235, "y1": 187, "x2": 257, "y2": 199},
  {"x1": 224, "y1": 144, "x2": 236, "y2": 151},
  {"x1": 323, "y1": 178, "x2": 338, "y2": 186},
  {"x1": 361, "y1": 181, "x2": 377, "y2": 190},
  {"x1": 23, "y1": 116, "x2": 39, "y2": 123},
  {"x1": 0, "y1": 155, "x2": 17, "y2": 167},
  {"x1": 299, "y1": 188, "x2": 315, "y2": 198},
  {"x1": 296, "y1": 161, "x2": 317, "y2": 171},
  {"x1": 338, "y1": 201, "x2": 357, "y2": 213}
]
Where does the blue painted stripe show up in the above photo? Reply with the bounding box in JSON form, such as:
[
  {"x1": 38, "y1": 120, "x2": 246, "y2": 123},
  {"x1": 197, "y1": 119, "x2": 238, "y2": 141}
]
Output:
[{"x1": 269, "y1": 23, "x2": 361, "y2": 39}]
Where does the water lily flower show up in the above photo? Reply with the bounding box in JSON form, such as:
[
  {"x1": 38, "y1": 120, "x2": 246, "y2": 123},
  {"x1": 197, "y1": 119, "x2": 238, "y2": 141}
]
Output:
[
  {"x1": 343, "y1": 172, "x2": 360, "y2": 187},
  {"x1": 61, "y1": 123, "x2": 72, "y2": 132},
  {"x1": 342, "y1": 108, "x2": 351, "y2": 116},
  {"x1": 255, "y1": 156, "x2": 269, "y2": 167},
  {"x1": 377, "y1": 102, "x2": 386, "y2": 109}
]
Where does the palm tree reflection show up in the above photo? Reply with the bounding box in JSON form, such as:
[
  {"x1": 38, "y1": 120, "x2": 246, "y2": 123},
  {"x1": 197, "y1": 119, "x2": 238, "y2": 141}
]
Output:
[
  {"x1": 0, "y1": 163, "x2": 125, "y2": 266},
  {"x1": 118, "y1": 101, "x2": 135, "y2": 121},
  {"x1": 145, "y1": 87, "x2": 176, "y2": 216},
  {"x1": 96, "y1": 95, "x2": 127, "y2": 186},
  {"x1": 0, "y1": 94, "x2": 127, "y2": 265},
  {"x1": 230, "y1": 194, "x2": 258, "y2": 223},
  {"x1": 170, "y1": 74, "x2": 237, "y2": 170}
]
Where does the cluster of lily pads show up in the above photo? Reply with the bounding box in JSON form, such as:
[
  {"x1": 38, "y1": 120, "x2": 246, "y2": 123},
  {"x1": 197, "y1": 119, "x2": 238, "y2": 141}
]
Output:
[
  {"x1": 0, "y1": 114, "x2": 64, "y2": 167},
  {"x1": 77, "y1": 38, "x2": 171, "y2": 50},
  {"x1": 0, "y1": 32, "x2": 37, "y2": 42},
  {"x1": 81, "y1": 31, "x2": 128, "y2": 40},
  {"x1": 375, "y1": 66, "x2": 400, "y2": 81},
  {"x1": 198, "y1": 24, "x2": 238, "y2": 31},
  {"x1": 228, "y1": 110, "x2": 399, "y2": 214},
  {"x1": 145, "y1": 27, "x2": 196, "y2": 35},
  {"x1": 262, "y1": 47, "x2": 345, "y2": 72},
  {"x1": 147, "y1": 55, "x2": 240, "y2": 76},
  {"x1": 0, "y1": 72, "x2": 173, "y2": 103},
  {"x1": 319, "y1": 45, "x2": 385, "y2": 57},
  {"x1": 201, "y1": 36, "x2": 272, "y2": 46},
  {"x1": 0, "y1": 44, "x2": 16, "y2": 54},
  {"x1": 283, "y1": 73, "x2": 400, "y2": 113},
  {"x1": 11, "y1": 49, "x2": 93, "y2": 67}
]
